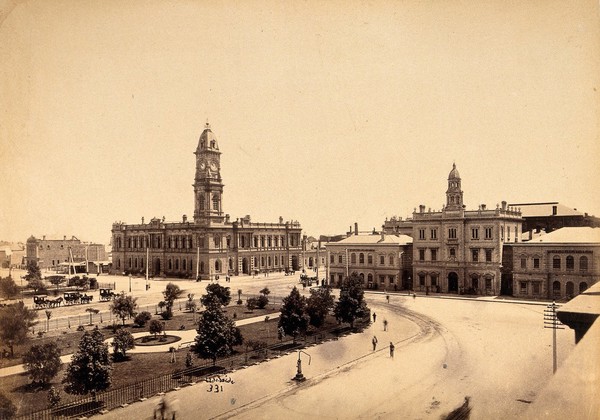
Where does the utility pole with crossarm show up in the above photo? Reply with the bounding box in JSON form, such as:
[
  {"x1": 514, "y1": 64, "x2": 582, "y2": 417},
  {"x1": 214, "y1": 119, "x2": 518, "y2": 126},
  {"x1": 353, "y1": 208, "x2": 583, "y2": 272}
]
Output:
[{"x1": 544, "y1": 301, "x2": 565, "y2": 374}]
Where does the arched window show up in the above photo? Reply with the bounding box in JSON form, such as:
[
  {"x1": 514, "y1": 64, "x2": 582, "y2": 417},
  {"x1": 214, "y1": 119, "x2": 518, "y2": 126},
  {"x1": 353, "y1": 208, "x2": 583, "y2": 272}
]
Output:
[
  {"x1": 351, "y1": 253, "x2": 356, "y2": 264},
  {"x1": 261, "y1": 257, "x2": 265, "y2": 267},
  {"x1": 268, "y1": 256, "x2": 272, "y2": 267},
  {"x1": 380, "y1": 255, "x2": 385, "y2": 265},
  {"x1": 215, "y1": 260, "x2": 220, "y2": 272},
  {"x1": 254, "y1": 257, "x2": 258, "y2": 267},
  {"x1": 212, "y1": 194, "x2": 219, "y2": 210},
  {"x1": 134, "y1": 258, "x2": 138, "y2": 268},
  {"x1": 566, "y1": 256, "x2": 574, "y2": 270},
  {"x1": 367, "y1": 274, "x2": 373, "y2": 283},
  {"x1": 261, "y1": 237, "x2": 265, "y2": 248},
  {"x1": 389, "y1": 255, "x2": 395, "y2": 265},
  {"x1": 117, "y1": 258, "x2": 121, "y2": 269},
  {"x1": 168, "y1": 259, "x2": 172, "y2": 270},
  {"x1": 566, "y1": 281, "x2": 574, "y2": 297},
  {"x1": 338, "y1": 255, "x2": 343, "y2": 264},
  {"x1": 268, "y1": 237, "x2": 272, "y2": 247},
  {"x1": 128, "y1": 258, "x2": 132, "y2": 268},
  {"x1": 183, "y1": 259, "x2": 186, "y2": 271},
  {"x1": 580, "y1": 256, "x2": 588, "y2": 271},
  {"x1": 359, "y1": 253, "x2": 365, "y2": 264},
  {"x1": 199, "y1": 195, "x2": 204, "y2": 210},
  {"x1": 229, "y1": 258, "x2": 233, "y2": 270},
  {"x1": 254, "y1": 237, "x2": 258, "y2": 248},
  {"x1": 175, "y1": 259, "x2": 179, "y2": 270},
  {"x1": 200, "y1": 261, "x2": 204, "y2": 273}
]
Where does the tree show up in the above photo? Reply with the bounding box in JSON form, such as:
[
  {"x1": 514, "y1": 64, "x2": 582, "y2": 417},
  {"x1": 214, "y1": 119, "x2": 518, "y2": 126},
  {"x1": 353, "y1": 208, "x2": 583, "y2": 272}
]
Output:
[
  {"x1": 111, "y1": 328, "x2": 135, "y2": 361},
  {"x1": 185, "y1": 293, "x2": 197, "y2": 312},
  {"x1": 24, "y1": 260, "x2": 42, "y2": 282},
  {"x1": 0, "y1": 392, "x2": 17, "y2": 419},
  {"x1": 47, "y1": 276, "x2": 66, "y2": 294},
  {"x1": 0, "y1": 276, "x2": 19, "y2": 300},
  {"x1": 161, "y1": 283, "x2": 183, "y2": 319},
  {"x1": 148, "y1": 319, "x2": 164, "y2": 338},
  {"x1": 0, "y1": 302, "x2": 38, "y2": 357},
  {"x1": 134, "y1": 311, "x2": 152, "y2": 327},
  {"x1": 200, "y1": 283, "x2": 231, "y2": 307},
  {"x1": 63, "y1": 327, "x2": 112, "y2": 398},
  {"x1": 278, "y1": 287, "x2": 309, "y2": 343},
  {"x1": 45, "y1": 310, "x2": 52, "y2": 331},
  {"x1": 306, "y1": 286, "x2": 335, "y2": 327},
  {"x1": 246, "y1": 297, "x2": 258, "y2": 312},
  {"x1": 23, "y1": 342, "x2": 62, "y2": 385},
  {"x1": 27, "y1": 278, "x2": 47, "y2": 295},
  {"x1": 47, "y1": 386, "x2": 61, "y2": 408},
  {"x1": 334, "y1": 272, "x2": 370, "y2": 328},
  {"x1": 110, "y1": 292, "x2": 138, "y2": 326},
  {"x1": 257, "y1": 287, "x2": 270, "y2": 309},
  {"x1": 193, "y1": 295, "x2": 242, "y2": 365}
]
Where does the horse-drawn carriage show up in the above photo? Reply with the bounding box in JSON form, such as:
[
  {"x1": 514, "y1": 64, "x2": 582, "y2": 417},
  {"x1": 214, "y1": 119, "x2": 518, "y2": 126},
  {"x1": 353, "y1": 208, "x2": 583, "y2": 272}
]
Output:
[
  {"x1": 299, "y1": 274, "x2": 317, "y2": 287},
  {"x1": 99, "y1": 288, "x2": 116, "y2": 301},
  {"x1": 33, "y1": 295, "x2": 64, "y2": 308},
  {"x1": 63, "y1": 291, "x2": 94, "y2": 305},
  {"x1": 284, "y1": 268, "x2": 296, "y2": 276}
]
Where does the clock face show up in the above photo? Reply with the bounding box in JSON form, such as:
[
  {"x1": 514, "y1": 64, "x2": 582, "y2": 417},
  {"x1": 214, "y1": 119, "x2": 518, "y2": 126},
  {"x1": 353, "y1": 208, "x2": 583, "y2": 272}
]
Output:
[
  {"x1": 209, "y1": 160, "x2": 218, "y2": 171},
  {"x1": 199, "y1": 160, "x2": 206, "y2": 170}
]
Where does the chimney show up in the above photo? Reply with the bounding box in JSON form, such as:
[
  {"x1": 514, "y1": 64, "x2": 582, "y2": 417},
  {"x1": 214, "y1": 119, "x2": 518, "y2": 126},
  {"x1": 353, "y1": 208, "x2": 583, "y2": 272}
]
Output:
[
  {"x1": 481, "y1": 204, "x2": 486, "y2": 210},
  {"x1": 381, "y1": 227, "x2": 385, "y2": 242},
  {"x1": 419, "y1": 205, "x2": 425, "y2": 213},
  {"x1": 529, "y1": 230, "x2": 533, "y2": 240},
  {"x1": 43, "y1": 235, "x2": 46, "y2": 240},
  {"x1": 552, "y1": 205, "x2": 557, "y2": 216},
  {"x1": 64, "y1": 235, "x2": 66, "y2": 240},
  {"x1": 501, "y1": 201, "x2": 507, "y2": 210},
  {"x1": 142, "y1": 217, "x2": 145, "y2": 224},
  {"x1": 279, "y1": 216, "x2": 283, "y2": 224},
  {"x1": 182, "y1": 214, "x2": 187, "y2": 223},
  {"x1": 354, "y1": 223, "x2": 358, "y2": 235}
]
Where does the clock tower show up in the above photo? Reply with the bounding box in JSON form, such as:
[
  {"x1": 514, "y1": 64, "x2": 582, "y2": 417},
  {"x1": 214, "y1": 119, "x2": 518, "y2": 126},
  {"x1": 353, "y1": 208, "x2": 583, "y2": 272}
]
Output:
[{"x1": 193, "y1": 122, "x2": 225, "y2": 225}]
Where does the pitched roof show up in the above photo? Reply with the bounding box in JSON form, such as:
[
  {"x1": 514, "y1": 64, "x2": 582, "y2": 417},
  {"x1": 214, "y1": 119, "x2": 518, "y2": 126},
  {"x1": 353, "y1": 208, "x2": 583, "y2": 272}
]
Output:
[
  {"x1": 509, "y1": 202, "x2": 583, "y2": 217},
  {"x1": 329, "y1": 234, "x2": 413, "y2": 246},
  {"x1": 530, "y1": 227, "x2": 600, "y2": 244}
]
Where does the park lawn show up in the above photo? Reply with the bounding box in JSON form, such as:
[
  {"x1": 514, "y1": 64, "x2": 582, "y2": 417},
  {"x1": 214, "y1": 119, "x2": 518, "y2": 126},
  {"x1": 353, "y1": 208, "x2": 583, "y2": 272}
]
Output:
[{"x1": 0, "y1": 305, "x2": 284, "y2": 416}]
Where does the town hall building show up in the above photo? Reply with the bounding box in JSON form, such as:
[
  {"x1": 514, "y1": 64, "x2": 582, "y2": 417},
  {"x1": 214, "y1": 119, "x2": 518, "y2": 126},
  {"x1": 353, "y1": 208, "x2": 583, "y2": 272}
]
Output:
[{"x1": 110, "y1": 122, "x2": 303, "y2": 280}]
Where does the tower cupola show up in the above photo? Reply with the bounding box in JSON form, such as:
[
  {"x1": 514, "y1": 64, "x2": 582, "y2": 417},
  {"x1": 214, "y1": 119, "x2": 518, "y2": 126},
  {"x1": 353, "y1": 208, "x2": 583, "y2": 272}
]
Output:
[{"x1": 445, "y1": 163, "x2": 464, "y2": 210}]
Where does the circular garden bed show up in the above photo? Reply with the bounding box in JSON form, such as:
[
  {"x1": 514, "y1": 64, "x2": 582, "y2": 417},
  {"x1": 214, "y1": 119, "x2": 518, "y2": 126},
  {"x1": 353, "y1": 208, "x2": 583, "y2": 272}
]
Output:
[{"x1": 134, "y1": 335, "x2": 182, "y2": 346}]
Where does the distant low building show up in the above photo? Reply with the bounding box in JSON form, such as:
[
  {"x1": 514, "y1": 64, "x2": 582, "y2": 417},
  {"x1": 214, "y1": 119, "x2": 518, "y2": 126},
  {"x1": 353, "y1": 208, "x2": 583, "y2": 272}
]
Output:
[
  {"x1": 325, "y1": 231, "x2": 412, "y2": 290},
  {"x1": 509, "y1": 202, "x2": 600, "y2": 234},
  {"x1": 509, "y1": 227, "x2": 600, "y2": 300},
  {"x1": 25, "y1": 235, "x2": 108, "y2": 274}
]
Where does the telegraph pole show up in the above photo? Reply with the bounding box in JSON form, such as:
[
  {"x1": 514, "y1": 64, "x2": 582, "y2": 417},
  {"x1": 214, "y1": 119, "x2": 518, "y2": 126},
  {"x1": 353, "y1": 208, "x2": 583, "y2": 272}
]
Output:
[{"x1": 544, "y1": 301, "x2": 565, "y2": 374}]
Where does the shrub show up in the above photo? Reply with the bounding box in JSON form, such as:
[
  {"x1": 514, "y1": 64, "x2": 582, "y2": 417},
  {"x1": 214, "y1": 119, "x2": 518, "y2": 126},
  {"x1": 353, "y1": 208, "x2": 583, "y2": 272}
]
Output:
[
  {"x1": 236, "y1": 299, "x2": 243, "y2": 305},
  {"x1": 76, "y1": 325, "x2": 85, "y2": 332},
  {"x1": 48, "y1": 386, "x2": 61, "y2": 408},
  {"x1": 257, "y1": 295, "x2": 269, "y2": 309},
  {"x1": 246, "y1": 297, "x2": 258, "y2": 311},
  {"x1": 148, "y1": 319, "x2": 164, "y2": 338},
  {"x1": 134, "y1": 311, "x2": 152, "y2": 327}
]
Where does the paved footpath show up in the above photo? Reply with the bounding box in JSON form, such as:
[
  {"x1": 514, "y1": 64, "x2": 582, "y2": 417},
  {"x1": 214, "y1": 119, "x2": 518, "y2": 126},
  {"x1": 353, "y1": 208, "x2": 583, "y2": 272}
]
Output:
[{"x1": 0, "y1": 313, "x2": 280, "y2": 378}]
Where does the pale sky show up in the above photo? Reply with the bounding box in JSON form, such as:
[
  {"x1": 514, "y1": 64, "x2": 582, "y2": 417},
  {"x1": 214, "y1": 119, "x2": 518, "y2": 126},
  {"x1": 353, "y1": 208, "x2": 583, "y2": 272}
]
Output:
[{"x1": 1, "y1": 0, "x2": 599, "y2": 245}]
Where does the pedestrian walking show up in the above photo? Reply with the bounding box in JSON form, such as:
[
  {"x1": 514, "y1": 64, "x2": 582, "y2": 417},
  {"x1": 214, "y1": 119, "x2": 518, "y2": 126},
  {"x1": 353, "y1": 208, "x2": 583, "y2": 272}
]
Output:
[
  {"x1": 386, "y1": 294, "x2": 390, "y2": 303},
  {"x1": 372, "y1": 312, "x2": 377, "y2": 323},
  {"x1": 383, "y1": 319, "x2": 388, "y2": 331},
  {"x1": 413, "y1": 293, "x2": 416, "y2": 300},
  {"x1": 389, "y1": 342, "x2": 395, "y2": 358},
  {"x1": 154, "y1": 396, "x2": 168, "y2": 420},
  {"x1": 372, "y1": 336, "x2": 378, "y2": 351}
]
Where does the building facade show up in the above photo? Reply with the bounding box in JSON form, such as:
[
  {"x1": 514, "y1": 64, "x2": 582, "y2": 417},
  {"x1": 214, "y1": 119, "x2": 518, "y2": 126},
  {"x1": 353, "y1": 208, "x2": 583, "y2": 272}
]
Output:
[
  {"x1": 508, "y1": 202, "x2": 600, "y2": 234},
  {"x1": 325, "y1": 232, "x2": 412, "y2": 290},
  {"x1": 110, "y1": 123, "x2": 303, "y2": 280},
  {"x1": 411, "y1": 164, "x2": 523, "y2": 295},
  {"x1": 510, "y1": 227, "x2": 600, "y2": 300},
  {"x1": 25, "y1": 235, "x2": 107, "y2": 273}
]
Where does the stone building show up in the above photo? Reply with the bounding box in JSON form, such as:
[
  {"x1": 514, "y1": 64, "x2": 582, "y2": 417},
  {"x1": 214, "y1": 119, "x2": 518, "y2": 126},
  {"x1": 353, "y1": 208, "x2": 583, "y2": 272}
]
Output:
[
  {"x1": 510, "y1": 227, "x2": 600, "y2": 300},
  {"x1": 411, "y1": 164, "x2": 523, "y2": 295},
  {"x1": 325, "y1": 230, "x2": 412, "y2": 290},
  {"x1": 110, "y1": 122, "x2": 303, "y2": 280},
  {"x1": 25, "y1": 235, "x2": 107, "y2": 273},
  {"x1": 508, "y1": 202, "x2": 600, "y2": 234}
]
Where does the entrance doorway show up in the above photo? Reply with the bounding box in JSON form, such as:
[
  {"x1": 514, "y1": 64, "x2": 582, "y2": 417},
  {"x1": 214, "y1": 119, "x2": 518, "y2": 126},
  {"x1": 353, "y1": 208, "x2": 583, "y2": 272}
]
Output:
[
  {"x1": 291, "y1": 255, "x2": 299, "y2": 271},
  {"x1": 242, "y1": 258, "x2": 249, "y2": 274},
  {"x1": 154, "y1": 258, "x2": 161, "y2": 276},
  {"x1": 448, "y1": 272, "x2": 459, "y2": 293}
]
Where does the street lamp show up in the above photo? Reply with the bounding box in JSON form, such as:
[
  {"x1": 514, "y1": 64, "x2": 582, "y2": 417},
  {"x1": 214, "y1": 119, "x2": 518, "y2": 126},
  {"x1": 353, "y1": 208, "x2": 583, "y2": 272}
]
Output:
[{"x1": 129, "y1": 274, "x2": 132, "y2": 293}]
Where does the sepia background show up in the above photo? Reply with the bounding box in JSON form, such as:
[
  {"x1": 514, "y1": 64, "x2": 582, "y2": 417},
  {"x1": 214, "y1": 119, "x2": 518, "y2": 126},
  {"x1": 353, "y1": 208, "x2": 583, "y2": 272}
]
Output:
[{"x1": 1, "y1": 0, "x2": 599, "y2": 245}]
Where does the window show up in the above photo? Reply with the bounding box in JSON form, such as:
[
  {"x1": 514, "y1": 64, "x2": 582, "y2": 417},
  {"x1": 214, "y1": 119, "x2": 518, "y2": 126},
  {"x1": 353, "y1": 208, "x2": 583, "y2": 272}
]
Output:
[
  {"x1": 533, "y1": 258, "x2": 540, "y2": 269},
  {"x1": 261, "y1": 237, "x2": 265, "y2": 247},
  {"x1": 448, "y1": 228, "x2": 457, "y2": 239},
  {"x1": 419, "y1": 274, "x2": 425, "y2": 286},
  {"x1": 430, "y1": 229, "x2": 437, "y2": 240},
  {"x1": 431, "y1": 274, "x2": 438, "y2": 286},
  {"x1": 268, "y1": 237, "x2": 272, "y2": 247},
  {"x1": 471, "y1": 228, "x2": 479, "y2": 240},
  {"x1": 275, "y1": 256, "x2": 279, "y2": 266},
  {"x1": 338, "y1": 255, "x2": 343, "y2": 264},
  {"x1": 431, "y1": 249, "x2": 437, "y2": 261},
  {"x1": 330, "y1": 254, "x2": 335, "y2": 264},
  {"x1": 553, "y1": 256, "x2": 561, "y2": 270},
  {"x1": 389, "y1": 255, "x2": 394, "y2": 265},
  {"x1": 566, "y1": 256, "x2": 574, "y2": 270},
  {"x1": 533, "y1": 282, "x2": 540, "y2": 294},
  {"x1": 254, "y1": 237, "x2": 258, "y2": 248},
  {"x1": 212, "y1": 194, "x2": 219, "y2": 210},
  {"x1": 351, "y1": 253, "x2": 356, "y2": 264},
  {"x1": 449, "y1": 248, "x2": 456, "y2": 258},
  {"x1": 215, "y1": 260, "x2": 221, "y2": 272},
  {"x1": 472, "y1": 249, "x2": 479, "y2": 262},
  {"x1": 380, "y1": 255, "x2": 385, "y2": 265},
  {"x1": 485, "y1": 227, "x2": 493, "y2": 240},
  {"x1": 419, "y1": 229, "x2": 426, "y2": 240},
  {"x1": 580, "y1": 256, "x2": 588, "y2": 271},
  {"x1": 520, "y1": 282, "x2": 527, "y2": 293},
  {"x1": 485, "y1": 249, "x2": 492, "y2": 262},
  {"x1": 388, "y1": 275, "x2": 395, "y2": 284},
  {"x1": 419, "y1": 249, "x2": 425, "y2": 261},
  {"x1": 368, "y1": 254, "x2": 373, "y2": 264},
  {"x1": 520, "y1": 257, "x2": 527, "y2": 269},
  {"x1": 379, "y1": 275, "x2": 385, "y2": 284},
  {"x1": 485, "y1": 278, "x2": 492, "y2": 290},
  {"x1": 359, "y1": 253, "x2": 365, "y2": 264}
]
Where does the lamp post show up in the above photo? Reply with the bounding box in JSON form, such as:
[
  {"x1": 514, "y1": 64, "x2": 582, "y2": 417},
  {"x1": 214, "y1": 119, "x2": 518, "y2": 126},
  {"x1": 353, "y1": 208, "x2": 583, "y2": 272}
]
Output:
[{"x1": 129, "y1": 274, "x2": 132, "y2": 293}]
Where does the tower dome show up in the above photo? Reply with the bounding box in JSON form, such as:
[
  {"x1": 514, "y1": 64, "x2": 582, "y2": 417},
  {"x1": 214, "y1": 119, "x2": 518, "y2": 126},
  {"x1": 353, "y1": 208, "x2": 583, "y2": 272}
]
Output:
[
  {"x1": 448, "y1": 162, "x2": 460, "y2": 180},
  {"x1": 197, "y1": 121, "x2": 219, "y2": 152}
]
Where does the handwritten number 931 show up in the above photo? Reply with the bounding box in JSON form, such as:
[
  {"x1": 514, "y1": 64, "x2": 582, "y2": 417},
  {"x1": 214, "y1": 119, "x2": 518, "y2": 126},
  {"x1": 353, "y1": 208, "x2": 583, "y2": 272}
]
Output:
[{"x1": 207, "y1": 384, "x2": 224, "y2": 393}]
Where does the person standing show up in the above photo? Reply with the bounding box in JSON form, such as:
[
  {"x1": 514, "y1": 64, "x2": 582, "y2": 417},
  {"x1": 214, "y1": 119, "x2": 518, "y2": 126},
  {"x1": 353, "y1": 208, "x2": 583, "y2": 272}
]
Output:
[
  {"x1": 372, "y1": 312, "x2": 377, "y2": 323},
  {"x1": 389, "y1": 342, "x2": 395, "y2": 358},
  {"x1": 372, "y1": 336, "x2": 378, "y2": 351},
  {"x1": 383, "y1": 319, "x2": 388, "y2": 331}
]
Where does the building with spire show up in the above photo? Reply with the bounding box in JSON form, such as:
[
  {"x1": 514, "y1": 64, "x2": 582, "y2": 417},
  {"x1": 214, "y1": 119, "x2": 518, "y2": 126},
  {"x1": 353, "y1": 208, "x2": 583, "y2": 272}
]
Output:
[
  {"x1": 110, "y1": 122, "x2": 303, "y2": 280},
  {"x1": 410, "y1": 163, "x2": 523, "y2": 295}
]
